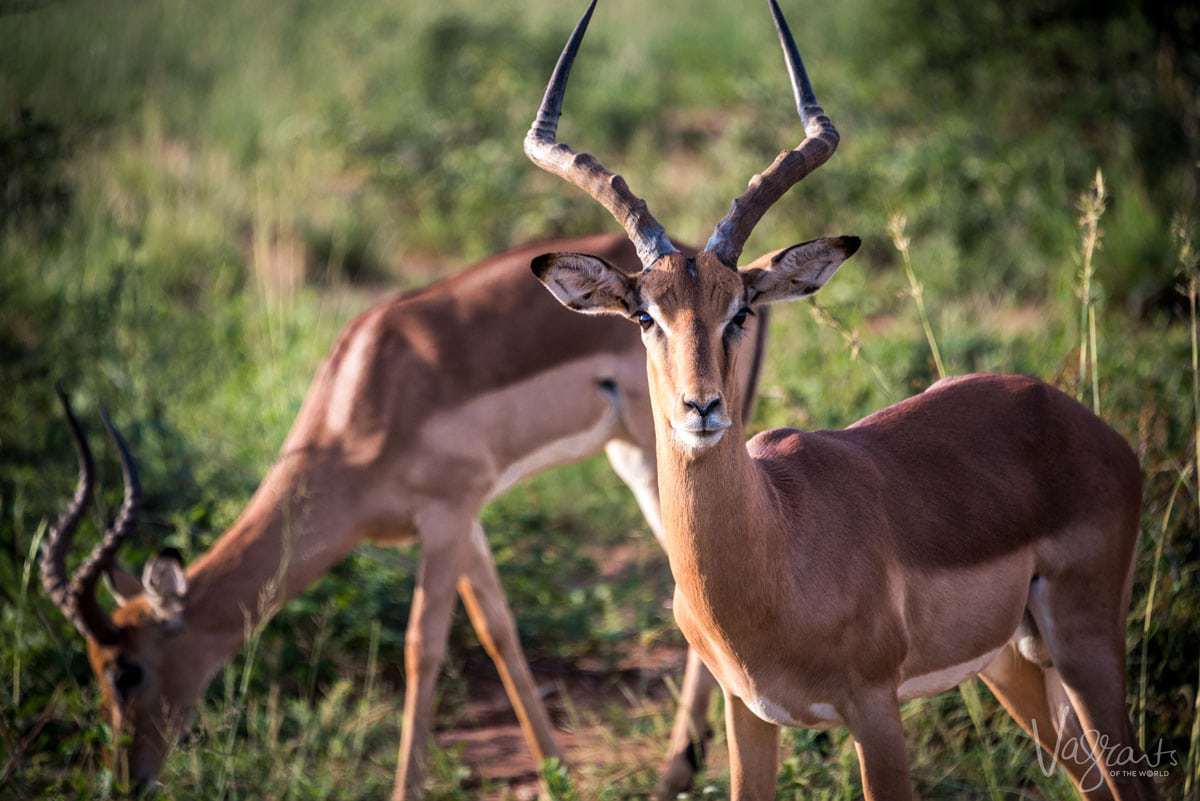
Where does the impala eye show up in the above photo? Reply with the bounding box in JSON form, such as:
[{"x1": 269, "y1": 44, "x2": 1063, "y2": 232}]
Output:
[
  {"x1": 112, "y1": 659, "x2": 144, "y2": 702},
  {"x1": 727, "y1": 307, "x2": 752, "y2": 333},
  {"x1": 634, "y1": 310, "x2": 654, "y2": 330}
]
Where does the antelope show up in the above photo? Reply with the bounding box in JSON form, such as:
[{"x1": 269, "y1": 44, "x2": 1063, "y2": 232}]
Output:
[
  {"x1": 41, "y1": 230, "x2": 765, "y2": 797},
  {"x1": 527, "y1": 1, "x2": 1158, "y2": 799}
]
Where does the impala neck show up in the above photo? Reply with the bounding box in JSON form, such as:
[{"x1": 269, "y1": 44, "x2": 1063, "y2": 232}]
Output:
[
  {"x1": 654, "y1": 411, "x2": 779, "y2": 610},
  {"x1": 180, "y1": 447, "x2": 361, "y2": 669}
]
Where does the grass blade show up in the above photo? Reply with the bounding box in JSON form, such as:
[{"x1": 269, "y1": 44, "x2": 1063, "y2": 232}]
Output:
[
  {"x1": 13, "y1": 521, "x2": 46, "y2": 709},
  {"x1": 888, "y1": 213, "x2": 947, "y2": 380},
  {"x1": 1075, "y1": 169, "x2": 1107, "y2": 413}
]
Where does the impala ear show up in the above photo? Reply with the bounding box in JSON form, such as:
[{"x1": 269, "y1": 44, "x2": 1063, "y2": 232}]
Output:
[
  {"x1": 531, "y1": 252, "x2": 638, "y2": 317},
  {"x1": 142, "y1": 548, "x2": 188, "y2": 626},
  {"x1": 105, "y1": 565, "x2": 144, "y2": 606},
  {"x1": 741, "y1": 236, "x2": 860, "y2": 306}
]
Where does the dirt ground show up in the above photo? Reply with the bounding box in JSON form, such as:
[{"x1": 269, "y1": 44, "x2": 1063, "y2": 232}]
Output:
[{"x1": 435, "y1": 640, "x2": 719, "y2": 799}]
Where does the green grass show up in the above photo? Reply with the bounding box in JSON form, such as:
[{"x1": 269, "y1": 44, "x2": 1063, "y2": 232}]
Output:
[{"x1": 2, "y1": 0, "x2": 1198, "y2": 797}]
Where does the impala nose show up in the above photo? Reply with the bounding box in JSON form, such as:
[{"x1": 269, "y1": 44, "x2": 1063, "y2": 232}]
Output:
[{"x1": 683, "y1": 395, "x2": 723, "y2": 419}]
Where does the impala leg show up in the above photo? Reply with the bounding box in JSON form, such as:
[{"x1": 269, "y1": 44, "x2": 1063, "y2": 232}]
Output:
[
  {"x1": 457, "y1": 522, "x2": 562, "y2": 771},
  {"x1": 393, "y1": 509, "x2": 467, "y2": 801},
  {"x1": 980, "y1": 646, "x2": 1113, "y2": 799},
  {"x1": 1055, "y1": 652, "x2": 1158, "y2": 801},
  {"x1": 844, "y1": 688, "x2": 912, "y2": 801},
  {"x1": 656, "y1": 647, "x2": 718, "y2": 800},
  {"x1": 605, "y1": 439, "x2": 718, "y2": 798},
  {"x1": 1029, "y1": 579, "x2": 1160, "y2": 801},
  {"x1": 724, "y1": 692, "x2": 779, "y2": 801}
]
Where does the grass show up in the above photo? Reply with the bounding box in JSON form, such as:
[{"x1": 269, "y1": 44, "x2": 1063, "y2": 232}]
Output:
[
  {"x1": 11, "y1": 522, "x2": 45, "y2": 711},
  {"x1": 1, "y1": 0, "x2": 1198, "y2": 797},
  {"x1": 888, "y1": 213, "x2": 947, "y2": 381},
  {"x1": 1137, "y1": 466, "x2": 1190, "y2": 751},
  {"x1": 1075, "y1": 170, "x2": 1107, "y2": 415}
]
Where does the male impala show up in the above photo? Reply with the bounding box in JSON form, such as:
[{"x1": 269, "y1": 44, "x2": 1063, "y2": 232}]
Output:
[
  {"x1": 527, "y1": 1, "x2": 1157, "y2": 799},
  {"x1": 41, "y1": 232, "x2": 766, "y2": 796}
]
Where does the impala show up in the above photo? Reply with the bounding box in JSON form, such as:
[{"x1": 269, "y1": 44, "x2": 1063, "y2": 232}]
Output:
[
  {"x1": 41, "y1": 232, "x2": 767, "y2": 797},
  {"x1": 527, "y1": 1, "x2": 1158, "y2": 799}
]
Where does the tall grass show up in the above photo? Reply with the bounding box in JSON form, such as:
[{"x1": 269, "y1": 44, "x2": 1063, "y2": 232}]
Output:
[
  {"x1": 887, "y1": 213, "x2": 946, "y2": 380},
  {"x1": 958, "y1": 681, "x2": 1004, "y2": 801},
  {"x1": 806, "y1": 301, "x2": 894, "y2": 396},
  {"x1": 1075, "y1": 170, "x2": 1108, "y2": 415},
  {"x1": 1137, "y1": 467, "x2": 1190, "y2": 749},
  {"x1": 349, "y1": 620, "x2": 382, "y2": 763},
  {"x1": 11, "y1": 522, "x2": 45, "y2": 710}
]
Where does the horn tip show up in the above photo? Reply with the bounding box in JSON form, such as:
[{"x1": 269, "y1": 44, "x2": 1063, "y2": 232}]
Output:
[{"x1": 98, "y1": 404, "x2": 122, "y2": 442}]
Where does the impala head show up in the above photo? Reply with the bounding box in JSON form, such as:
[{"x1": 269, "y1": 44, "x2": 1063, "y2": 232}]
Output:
[
  {"x1": 41, "y1": 389, "x2": 193, "y2": 794},
  {"x1": 527, "y1": 0, "x2": 859, "y2": 456}
]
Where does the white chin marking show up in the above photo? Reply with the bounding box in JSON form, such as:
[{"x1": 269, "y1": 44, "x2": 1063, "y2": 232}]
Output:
[{"x1": 671, "y1": 426, "x2": 726, "y2": 451}]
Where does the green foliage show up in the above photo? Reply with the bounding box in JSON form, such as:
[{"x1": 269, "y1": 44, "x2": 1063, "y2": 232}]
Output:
[
  {"x1": 1, "y1": 0, "x2": 1197, "y2": 797},
  {"x1": 540, "y1": 758, "x2": 578, "y2": 801}
]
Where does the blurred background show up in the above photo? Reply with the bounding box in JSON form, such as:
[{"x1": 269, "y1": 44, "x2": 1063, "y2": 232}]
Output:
[{"x1": 1, "y1": 0, "x2": 1198, "y2": 797}]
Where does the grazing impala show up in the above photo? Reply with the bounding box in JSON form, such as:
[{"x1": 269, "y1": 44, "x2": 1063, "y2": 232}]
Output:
[
  {"x1": 41, "y1": 232, "x2": 766, "y2": 797},
  {"x1": 527, "y1": 1, "x2": 1157, "y2": 799}
]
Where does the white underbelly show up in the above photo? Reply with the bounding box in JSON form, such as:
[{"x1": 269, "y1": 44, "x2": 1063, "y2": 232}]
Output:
[
  {"x1": 744, "y1": 692, "x2": 842, "y2": 727},
  {"x1": 897, "y1": 646, "x2": 1006, "y2": 701},
  {"x1": 485, "y1": 407, "x2": 617, "y2": 502},
  {"x1": 740, "y1": 644, "x2": 1010, "y2": 729}
]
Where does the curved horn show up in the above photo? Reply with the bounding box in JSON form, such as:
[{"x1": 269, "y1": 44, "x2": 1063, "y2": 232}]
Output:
[
  {"x1": 66, "y1": 405, "x2": 142, "y2": 643},
  {"x1": 704, "y1": 0, "x2": 840, "y2": 268},
  {"x1": 524, "y1": 0, "x2": 678, "y2": 269},
  {"x1": 40, "y1": 387, "x2": 99, "y2": 639},
  {"x1": 40, "y1": 392, "x2": 142, "y2": 645}
]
